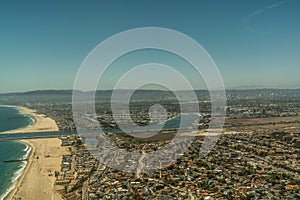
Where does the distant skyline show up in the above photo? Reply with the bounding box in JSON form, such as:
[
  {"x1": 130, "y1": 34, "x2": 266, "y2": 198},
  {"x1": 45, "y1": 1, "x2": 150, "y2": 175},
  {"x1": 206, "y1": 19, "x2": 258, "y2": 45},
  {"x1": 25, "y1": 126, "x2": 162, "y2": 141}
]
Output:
[{"x1": 1, "y1": 0, "x2": 300, "y2": 92}]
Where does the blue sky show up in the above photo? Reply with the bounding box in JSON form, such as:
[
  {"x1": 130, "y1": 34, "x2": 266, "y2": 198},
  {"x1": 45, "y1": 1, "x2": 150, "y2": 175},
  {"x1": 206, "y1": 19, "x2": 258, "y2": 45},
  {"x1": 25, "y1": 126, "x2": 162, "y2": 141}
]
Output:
[{"x1": 0, "y1": 0, "x2": 300, "y2": 92}]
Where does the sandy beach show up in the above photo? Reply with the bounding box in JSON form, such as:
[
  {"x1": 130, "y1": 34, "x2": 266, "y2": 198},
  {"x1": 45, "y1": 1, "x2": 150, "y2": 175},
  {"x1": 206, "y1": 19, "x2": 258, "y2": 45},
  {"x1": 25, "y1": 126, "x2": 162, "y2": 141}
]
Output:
[
  {"x1": 6, "y1": 138, "x2": 69, "y2": 200},
  {"x1": 3, "y1": 106, "x2": 59, "y2": 134},
  {"x1": 1, "y1": 105, "x2": 66, "y2": 200}
]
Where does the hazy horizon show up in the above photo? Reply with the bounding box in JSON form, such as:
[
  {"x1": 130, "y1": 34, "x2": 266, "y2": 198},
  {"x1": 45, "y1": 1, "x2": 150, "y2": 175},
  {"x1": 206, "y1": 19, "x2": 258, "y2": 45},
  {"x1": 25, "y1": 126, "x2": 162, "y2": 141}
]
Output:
[{"x1": 3, "y1": 86, "x2": 300, "y2": 95}]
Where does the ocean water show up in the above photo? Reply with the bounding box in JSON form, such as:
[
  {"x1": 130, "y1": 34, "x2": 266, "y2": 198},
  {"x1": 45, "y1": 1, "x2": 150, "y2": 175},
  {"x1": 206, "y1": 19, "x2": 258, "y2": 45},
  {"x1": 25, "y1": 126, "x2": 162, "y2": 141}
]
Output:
[
  {"x1": 0, "y1": 106, "x2": 33, "y2": 199},
  {"x1": 0, "y1": 106, "x2": 34, "y2": 132}
]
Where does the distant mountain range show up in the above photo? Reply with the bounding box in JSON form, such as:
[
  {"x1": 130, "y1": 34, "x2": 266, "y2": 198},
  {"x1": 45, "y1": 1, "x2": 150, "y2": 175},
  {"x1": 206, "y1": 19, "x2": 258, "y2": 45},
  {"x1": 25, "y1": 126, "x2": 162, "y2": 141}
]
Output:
[
  {"x1": 1, "y1": 89, "x2": 300, "y2": 105},
  {"x1": 2, "y1": 88, "x2": 300, "y2": 97},
  {"x1": 2, "y1": 88, "x2": 300, "y2": 94}
]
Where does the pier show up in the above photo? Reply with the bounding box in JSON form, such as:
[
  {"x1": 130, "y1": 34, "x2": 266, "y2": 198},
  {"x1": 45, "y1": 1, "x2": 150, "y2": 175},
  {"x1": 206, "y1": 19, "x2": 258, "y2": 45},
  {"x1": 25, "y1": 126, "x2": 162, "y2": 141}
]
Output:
[{"x1": 3, "y1": 158, "x2": 28, "y2": 163}]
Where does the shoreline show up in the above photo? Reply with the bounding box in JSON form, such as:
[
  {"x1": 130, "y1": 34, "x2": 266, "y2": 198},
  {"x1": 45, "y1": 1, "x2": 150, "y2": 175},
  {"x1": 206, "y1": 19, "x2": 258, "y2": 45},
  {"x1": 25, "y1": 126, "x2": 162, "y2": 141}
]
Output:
[
  {"x1": 0, "y1": 105, "x2": 63, "y2": 200},
  {"x1": 1, "y1": 105, "x2": 59, "y2": 134},
  {"x1": 0, "y1": 141, "x2": 32, "y2": 200},
  {"x1": 5, "y1": 138, "x2": 68, "y2": 200},
  {"x1": 4, "y1": 140, "x2": 34, "y2": 200}
]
